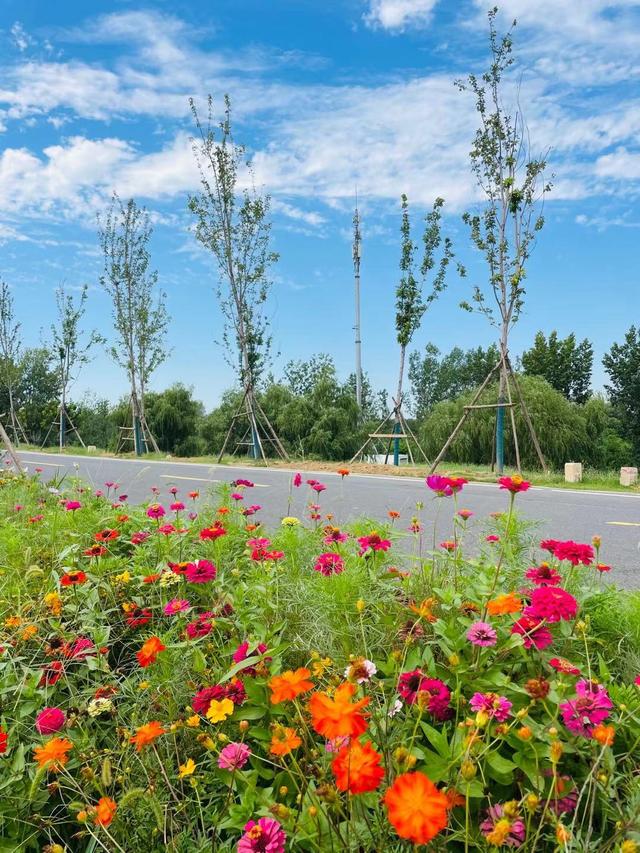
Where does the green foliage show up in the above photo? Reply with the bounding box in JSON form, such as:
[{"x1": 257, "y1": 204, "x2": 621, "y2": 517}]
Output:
[
  {"x1": 603, "y1": 325, "x2": 640, "y2": 462},
  {"x1": 145, "y1": 384, "x2": 206, "y2": 456},
  {"x1": 521, "y1": 330, "x2": 593, "y2": 403}
]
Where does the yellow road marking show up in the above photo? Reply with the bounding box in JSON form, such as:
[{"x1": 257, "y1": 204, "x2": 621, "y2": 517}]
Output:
[
  {"x1": 606, "y1": 521, "x2": 640, "y2": 527},
  {"x1": 159, "y1": 474, "x2": 268, "y2": 488}
]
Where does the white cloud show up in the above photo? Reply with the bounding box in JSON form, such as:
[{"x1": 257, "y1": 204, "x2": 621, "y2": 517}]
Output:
[
  {"x1": 10, "y1": 22, "x2": 31, "y2": 52},
  {"x1": 364, "y1": 0, "x2": 440, "y2": 30}
]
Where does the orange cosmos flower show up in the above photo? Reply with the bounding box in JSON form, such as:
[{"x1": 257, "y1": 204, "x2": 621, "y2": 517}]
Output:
[
  {"x1": 136, "y1": 636, "x2": 166, "y2": 668},
  {"x1": 34, "y1": 737, "x2": 73, "y2": 771},
  {"x1": 337, "y1": 468, "x2": 350, "y2": 478},
  {"x1": 130, "y1": 721, "x2": 166, "y2": 751},
  {"x1": 409, "y1": 597, "x2": 438, "y2": 622},
  {"x1": 94, "y1": 796, "x2": 117, "y2": 827},
  {"x1": 388, "y1": 510, "x2": 400, "y2": 519},
  {"x1": 487, "y1": 592, "x2": 522, "y2": 616},
  {"x1": 269, "y1": 726, "x2": 302, "y2": 757},
  {"x1": 592, "y1": 724, "x2": 615, "y2": 746},
  {"x1": 332, "y1": 738, "x2": 384, "y2": 794},
  {"x1": 309, "y1": 682, "x2": 369, "y2": 739},
  {"x1": 384, "y1": 771, "x2": 449, "y2": 845},
  {"x1": 268, "y1": 668, "x2": 314, "y2": 704}
]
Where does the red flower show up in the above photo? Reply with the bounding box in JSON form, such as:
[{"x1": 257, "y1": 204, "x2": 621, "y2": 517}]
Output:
[
  {"x1": 596, "y1": 563, "x2": 612, "y2": 573},
  {"x1": 125, "y1": 606, "x2": 152, "y2": 629},
  {"x1": 185, "y1": 559, "x2": 217, "y2": 583},
  {"x1": 95, "y1": 528, "x2": 119, "y2": 542},
  {"x1": 511, "y1": 616, "x2": 553, "y2": 650},
  {"x1": 525, "y1": 563, "x2": 562, "y2": 586},
  {"x1": 84, "y1": 544, "x2": 107, "y2": 557},
  {"x1": 498, "y1": 475, "x2": 531, "y2": 493},
  {"x1": 549, "y1": 657, "x2": 581, "y2": 676},
  {"x1": 39, "y1": 660, "x2": 64, "y2": 687},
  {"x1": 61, "y1": 570, "x2": 87, "y2": 587},
  {"x1": 314, "y1": 553, "x2": 345, "y2": 576},
  {"x1": 541, "y1": 539, "x2": 594, "y2": 566},
  {"x1": 199, "y1": 523, "x2": 227, "y2": 540},
  {"x1": 0, "y1": 728, "x2": 7, "y2": 754}
]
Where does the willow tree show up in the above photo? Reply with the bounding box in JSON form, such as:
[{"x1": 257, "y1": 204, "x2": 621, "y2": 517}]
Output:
[
  {"x1": 98, "y1": 195, "x2": 168, "y2": 455},
  {"x1": 49, "y1": 284, "x2": 103, "y2": 448},
  {"x1": 0, "y1": 281, "x2": 28, "y2": 443},
  {"x1": 431, "y1": 8, "x2": 550, "y2": 473},
  {"x1": 188, "y1": 95, "x2": 285, "y2": 461},
  {"x1": 351, "y1": 194, "x2": 452, "y2": 466}
]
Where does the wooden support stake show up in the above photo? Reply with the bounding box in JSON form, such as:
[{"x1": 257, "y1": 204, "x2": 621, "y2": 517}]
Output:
[
  {"x1": 506, "y1": 357, "x2": 548, "y2": 473},
  {"x1": 0, "y1": 420, "x2": 24, "y2": 472}
]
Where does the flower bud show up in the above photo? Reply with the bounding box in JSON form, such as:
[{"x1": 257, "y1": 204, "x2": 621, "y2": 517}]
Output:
[
  {"x1": 525, "y1": 793, "x2": 539, "y2": 811},
  {"x1": 238, "y1": 720, "x2": 250, "y2": 733},
  {"x1": 460, "y1": 760, "x2": 476, "y2": 780}
]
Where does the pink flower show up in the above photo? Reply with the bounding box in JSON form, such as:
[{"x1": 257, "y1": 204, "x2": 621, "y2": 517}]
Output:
[
  {"x1": 164, "y1": 598, "x2": 190, "y2": 616},
  {"x1": 560, "y1": 679, "x2": 613, "y2": 737},
  {"x1": 231, "y1": 493, "x2": 244, "y2": 501},
  {"x1": 485, "y1": 534, "x2": 500, "y2": 543},
  {"x1": 247, "y1": 537, "x2": 271, "y2": 549},
  {"x1": 469, "y1": 692, "x2": 512, "y2": 722},
  {"x1": 185, "y1": 612, "x2": 215, "y2": 640},
  {"x1": 146, "y1": 503, "x2": 166, "y2": 519},
  {"x1": 64, "y1": 637, "x2": 95, "y2": 660},
  {"x1": 242, "y1": 505, "x2": 262, "y2": 516},
  {"x1": 480, "y1": 804, "x2": 526, "y2": 847},
  {"x1": 523, "y1": 587, "x2": 578, "y2": 623},
  {"x1": 64, "y1": 500, "x2": 82, "y2": 511},
  {"x1": 541, "y1": 539, "x2": 594, "y2": 566},
  {"x1": 158, "y1": 523, "x2": 177, "y2": 535},
  {"x1": 397, "y1": 671, "x2": 451, "y2": 719},
  {"x1": 426, "y1": 475, "x2": 466, "y2": 496},
  {"x1": 293, "y1": 473, "x2": 302, "y2": 488},
  {"x1": 525, "y1": 563, "x2": 562, "y2": 586},
  {"x1": 170, "y1": 501, "x2": 185, "y2": 512},
  {"x1": 439, "y1": 540, "x2": 457, "y2": 551},
  {"x1": 324, "y1": 529, "x2": 348, "y2": 544},
  {"x1": 498, "y1": 476, "x2": 531, "y2": 493},
  {"x1": 311, "y1": 482, "x2": 326, "y2": 493},
  {"x1": 237, "y1": 818, "x2": 286, "y2": 853},
  {"x1": 131, "y1": 531, "x2": 150, "y2": 545},
  {"x1": 357, "y1": 533, "x2": 391, "y2": 555},
  {"x1": 218, "y1": 741, "x2": 251, "y2": 771},
  {"x1": 457, "y1": 509, "x2": 474, "y2": 520},
  {"x1": 313, "y1": 553, "x2": 345, "y2": 576},
  {"x1": 549, "y1": 657, "x2": 581, "y2": 676},
  {"x1": 233, "y1": 479, "x2": 254, "y2": 488},
  {"x1": 35, "y1": 707, "x2": 66, "y2": 735},
  {"x1": 511, "y1": 616, "x2": 553, "y2": 650},
  {"x1": 185, "y1": 559, "x2": 217, "y2": 584},
  {"x1": 466, "y1": 622, "x2": 497, "y2": 647}
]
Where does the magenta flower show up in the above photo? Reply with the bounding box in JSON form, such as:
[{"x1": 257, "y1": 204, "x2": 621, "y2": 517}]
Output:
[
  {"x1": 218, "y1": 741, "x2": 251, "y2": 771},
  {"x1": 231, "y1": 493, "x2": 244, "y2": 501},
  {"x1": 324, "y1": 529, "x2": 348, "y2": 544},
  {"x1": 185, "y1": 559, "x2": 217, "y2": 584},
  {"x1": 164, "y1": 598, "x2": 190, "y2": 616},
  {"x1": 293, "y1": 473, "x2": 302, "y2": 488},
  {"x1": 35, "y1": 707, "x2": 66, "y2": 735},
  {"x1": 233, "y1": 479, "x2": 254, "y2": 488},
  {"x1": 511, "y1": 616, "x2": 553, "y2": 650},
  {"x1": 470, "y1": 692, "x2": 512, "y2": 722},
  {"x1": 426, "y1": 475, "x2": 467, "y2": 496},
  {"x1": 480, "y1": 804, "x2": 526, "y2": 847},
  {"x1": 525, "y1": 563, "x2": 562, "y2": 586},
  {"x1": 146, "y1": 503, "x2": 166, "y2": 519},
  {"x1": 560, "y1": 679, "x2": 613, "y2": 737},
  {"x1": 64, "y1": 500, "x2": 82, "y2": 511},
  {"x1": 397, "y1": 670, "x2": 451, "y2": 719},
  {"x1": 247, "y1": 537, "x2": 271, "y2": 549},
  {"x1": 467, "y1": 621, "x2": 497, "y2": 647},
  {"x1": 185, "y1": 612, "x2": 215, "y2": 640},
  {"x1": 523, "y1": 586, "x2": 578, "y2": 623},
  {"x1": 311, "y1": 482, "x2": 326, "y2": 493},
  {"x1": 313, "y1": 553, "x2": 345, "y2": 576},
  {"x1": 540, "y1": 539, "x2": 594, "y2": 566},
  {"x1": 232, "y1": 641, "x2": 270, "y2": 677},
  {"x1": 237, "y1": 818, "x2": 286, "y2": 853},
  {"x1": 170, "y1": 501, "x2": 185, "y2": 512},
  {"x1": 357, "y1": 533, "x2": 391, "y2": 555},
  {"x1": 131, "y1": 531, "x2": 150, "y2": 545}
]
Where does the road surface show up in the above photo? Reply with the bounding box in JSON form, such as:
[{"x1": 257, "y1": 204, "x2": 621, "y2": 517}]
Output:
[{"x1": 15, "y1": 450, "x2": 640, "y2": 588}]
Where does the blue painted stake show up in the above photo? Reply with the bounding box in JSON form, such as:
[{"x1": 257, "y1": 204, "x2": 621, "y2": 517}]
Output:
[{"x1": 393, "y1": 420, "x2": 401, "y2": 466}]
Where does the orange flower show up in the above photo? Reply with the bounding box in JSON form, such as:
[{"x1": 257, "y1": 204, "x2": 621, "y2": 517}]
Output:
[
  {"x1": 337, "y1": 468, "x2": 350, "y2": 478},
  {"x1": 592, "y1": 724, "x2": 615, "y2": 746},
  {"x1": 309, "y1": 682, "x2": 369, "y2": 739},
  {"x1": 487, "y1": 593, "x2": 522, "y2": 616},
  {"x1": 130, "y1": 721, "x2": 166, "y2": 751},
  {"x1": 384, "y1": 771, "x2": 448, "y2": 845},
  {"x1": 332, "y1": 738, "x2": 384, "y2": 794},
  {"x1": 136, "y1": 636, "x2": 166, "y2": 668},
  {"x1": 269, "y1": 726, "x2": 302, "y2": 757},
  {"x1": 94, "y1": 796, "x2": 117, "y2": 827},
  {"x1": 444, "y1": 788, "x2": 465, "y2": 809},
  {"x1": 34, "y1": 737, "x2": 73, "y2": 771},
  {"x1": 268, "y1": 668, "x2": 314, "y2": 704},
  {"x1": 409, "y1": 597, "x2": 437, "y2": 622},
  {"x1": 388, "y1": 510, "x2": 400, "y2": 519}
]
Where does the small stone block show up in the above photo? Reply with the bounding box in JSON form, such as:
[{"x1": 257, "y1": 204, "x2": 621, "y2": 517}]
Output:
[
  {"x1": 87, "y1": 445, "x2": 97, "y2": 452},
  {"x1": 564, "y1": 462, "x2": 583, "y2": 483},
  {"x1": 620, "y1": 467, "x2": 638, "y2": 487}
]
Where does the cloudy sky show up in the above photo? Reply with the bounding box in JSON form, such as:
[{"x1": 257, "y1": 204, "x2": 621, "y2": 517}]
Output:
[{"x1": 0, "y1": 0, "x2": 639, "y2": 407}]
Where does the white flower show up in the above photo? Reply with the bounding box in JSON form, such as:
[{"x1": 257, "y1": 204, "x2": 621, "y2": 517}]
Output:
[
  {"x1": 87, "y1": 698, "x2": 113, "y2": 717},
  {"x1": 388, "y1": 699, "x2": 403, "y2": 718},
  {"x1": 344, "y1": 658, "x2": 377, "y2": 684}
]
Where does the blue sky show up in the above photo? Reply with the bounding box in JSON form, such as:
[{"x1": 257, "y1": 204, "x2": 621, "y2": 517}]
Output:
[{"x1": 0, "y1": 0, "x2": 639, "y2": 408}]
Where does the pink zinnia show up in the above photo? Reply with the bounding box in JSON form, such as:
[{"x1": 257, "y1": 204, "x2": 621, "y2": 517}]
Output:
[
  {"x1": 469, "y1": 692, "x2": 512, "y2": 722},
  {"x1": 231, "y1": 493, "x2": 244, "y2": 501},
  {"x1": 313, "y1": 553, "x2": 345, "y2": 576},
  {"x1": 146, "y1": 503, "x2": 166, "y2": 519},
  {"x1": 511, "y1": 616, "x2": 553, "y2": 650},
  {"x1": 170, "y1": 501, "x2": 185, "y2": 512},
  {"x1": 232, "y1": 641, "x2": 269, "y2": 676},
  {"x1": 64, "y1": 500, "x2": 82, "y2": 511},
  {"x1": 324, "y1": 529, "x2": 348, "y2": 544},
  {"x1": 185, "y1": 559, "x2": 217, "y2": 584},
  {"x1": 549, "y1": 657, "x2": 581, "y2": 676},
  {"x1": 218, "y1": 741, "x2": 251, "y2": 771},
  {"x1": 158, "y1": 523, "x2": 177, "y2": 535},
  {"x1": 164, "y1": 598, "x2": 190, "y2": 616},
  {"x1": 560, "y1": 679, "x2": 613, "y2": 737},
  {"x1": 457, "y1": 509, "x2": 474, "y2": 520},
  {"x1": 200, "y1": 523, "x2": 226, "y2": 541},
  {"x1": 480, "y1": 804, "x2": 526, "y2": 846},
  {"x1": 485, "y1": 534, "x2": 500, "y2": 543},
  {"x1": 64, "y1": 637, "x2": 95, "y2": 660},
  {"x1": 311, "y1": 483, "x2": 326, "y2": 493},
  {"x1": 237, "y1": 817, "x2": 286, "y2": 853},
  {"x1": 541, "y1": 539, "x2": 594, "y2": 566},
  {"x1": 293, "y1": 473, "x2": 302, "y2": 487},
  {"x1": 397, "y1": 670, "x2": 451, "y2": 720},
  {"x1": 525, "y1": 563, "x2": 562, "y2": 586},
  {"x1": 498, "y1": 476, "x2": 531, "y2": 494},
  {"x1": 467, "y1": 621, "x2": 497, "y2": 647},
  {"x1": 523, "y1": 586, "x2": 578, "y2": 623},
  {"x1": 185, "y1": 612, "x2": 215, "y2": 640},
  {"x1": 233, "y1": 479, "x2": 254, "y2": 488},
  {"x1": 35, "y1": 707, "x2": 66, "y2": 735},
  {"x1": 357, "y1": 533, "x2": 391, "y2": 555},
  {"x1": 426, "y1": 475, "x2": 466, "y2": 496}
]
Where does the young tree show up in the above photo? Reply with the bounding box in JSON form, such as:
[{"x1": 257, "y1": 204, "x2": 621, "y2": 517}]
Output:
[
  {"x1": 0, "y1": 280, "x2": 27, "y2": 443},
  {"x1": 98, "y1": 195, "x2": 168, "y2": 455},
  {"x1": 392, "y1": 194, "x2": 452, "y2": 460},
  {"x1": 603, "y1": 326, "x2": 640, "y2": 461},
  {"x1": 521, "y1": 330, "x2": 593, "y2": 404},
  {"x1": 457, "y1": 8, "x2": 552, "y2": 471},
  {"x1": 50, "y1": 284, "x2": 104, "y2": 448},
  {"x1": 189, "y1": 95, "x2": 279, "y2": 459}
]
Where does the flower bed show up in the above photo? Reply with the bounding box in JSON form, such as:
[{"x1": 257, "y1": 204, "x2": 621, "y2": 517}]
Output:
[{"x1": 0, "y1": 469, "x2": 639, "y2": 851}]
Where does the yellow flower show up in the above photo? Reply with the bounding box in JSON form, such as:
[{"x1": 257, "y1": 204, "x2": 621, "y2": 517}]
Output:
[
  {"x1": 185, "y1": 715, "x2": 201, "y2": 728},
  {"x1": 281, "y1": 516, "x2": 300, "y2": 527},
  {"x1": 196, "y1": 733, "x2": 216, "y2": 750},
  {"x1": 138, "y1": 681, "x2": 150, "y2": 690},
  {"x1": 4, "y1": 615, "x2": 21, "y2": 628},
  {"x1": 312, "y1": 657, "x2": 332, "y2": 677},
  {"x1": 355, "y1": 599, "x2": 365, "y2": 613},
  {"x1": 21, "y1": 625, "x2": 38, "y2": 641},
  {"x1": 44, "y1": 592, "x2": 62, "y2": 616},
  {"x1": 178, "y1": 758, "x2": 196, "y2": 778},
  {"x1": 114, "y1": 571, "x2": 131, "y2": 584},
  {"x1": 206, "y1": 698, "x2": 234, "y2": 724}
]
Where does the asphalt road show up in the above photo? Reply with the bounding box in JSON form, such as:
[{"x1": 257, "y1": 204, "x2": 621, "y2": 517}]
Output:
[{"x1": 14, "y1": 450, "x2": 640, "y2": 588}]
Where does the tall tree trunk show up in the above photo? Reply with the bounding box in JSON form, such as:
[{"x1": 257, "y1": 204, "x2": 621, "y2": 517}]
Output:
[{"x1": 393, "y1": 344, "x2": 406, "y2": 466}]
